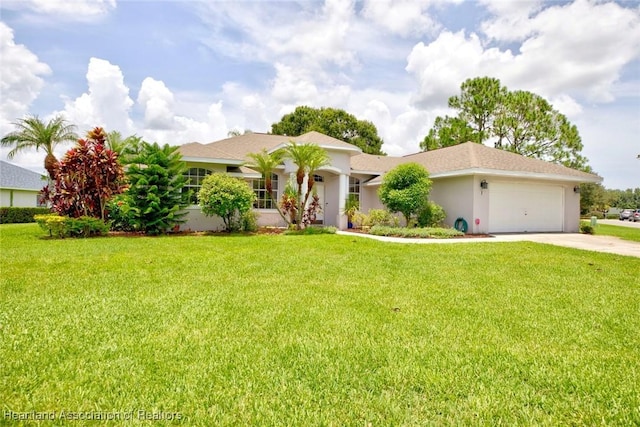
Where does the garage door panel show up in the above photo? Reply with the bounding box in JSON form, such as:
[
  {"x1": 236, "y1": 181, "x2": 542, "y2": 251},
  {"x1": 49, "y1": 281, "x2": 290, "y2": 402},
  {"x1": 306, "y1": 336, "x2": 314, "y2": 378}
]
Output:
[{"x1": 489, "y1": 183, "x2": 564, "y2": 233}]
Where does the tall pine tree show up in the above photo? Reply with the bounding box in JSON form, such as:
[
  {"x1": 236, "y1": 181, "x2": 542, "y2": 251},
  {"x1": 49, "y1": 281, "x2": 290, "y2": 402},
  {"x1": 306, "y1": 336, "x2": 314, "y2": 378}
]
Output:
[{"x1": 122, "y1": 142, "x2": 190, "y2": 234}]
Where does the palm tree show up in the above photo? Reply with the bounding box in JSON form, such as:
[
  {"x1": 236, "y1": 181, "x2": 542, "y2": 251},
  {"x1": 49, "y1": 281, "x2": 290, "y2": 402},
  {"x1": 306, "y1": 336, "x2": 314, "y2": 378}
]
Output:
[
  {"x1": 282, "y1": 142, "x2": 330, "y2": 229},
  {"x1": 1, "y1": 115, "x2": 78, "y2": 179},
  {"x1": 245, "y1": 148, "x2": 288, "y2": 224},
  {"x1": 106, "y1": 131, "x2": 143, "y2": 164}
]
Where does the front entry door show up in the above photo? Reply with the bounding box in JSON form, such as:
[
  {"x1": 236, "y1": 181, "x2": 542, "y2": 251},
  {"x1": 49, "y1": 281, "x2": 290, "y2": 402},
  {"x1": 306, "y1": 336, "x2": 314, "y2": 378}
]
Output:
[{"x1": 314, "y1": 183, "x2": 324, "y2": 223}]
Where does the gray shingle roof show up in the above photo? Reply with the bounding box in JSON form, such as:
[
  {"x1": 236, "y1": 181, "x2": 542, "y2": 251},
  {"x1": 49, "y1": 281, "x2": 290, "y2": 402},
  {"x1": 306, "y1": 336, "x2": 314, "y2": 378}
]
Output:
[
  {"x1": 354, "y1": 142, "x2": 601, "y2": 183},
  {"x1": 0, "y1": 160, "x2": 46, "y2": 190},
  {"x1": 404, "y1": 142, "x2": 600, "y2": 180},
  {"x1": 178, "y1": 131, "x2": 361, "y2": 163},
  {"x1": 179, "y1": 133, "x2": 601, "y2": 184}
]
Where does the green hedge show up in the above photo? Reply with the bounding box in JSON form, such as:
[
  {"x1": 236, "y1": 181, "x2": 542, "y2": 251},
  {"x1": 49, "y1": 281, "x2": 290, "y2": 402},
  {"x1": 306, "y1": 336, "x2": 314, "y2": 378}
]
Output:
[
  {"x1": 34, "y1": 214, "x2": 109, "y2": 238},
  {"x1": 369, "y1": 225, "x2": 464, "y2": 238},
  {"x1": 0, "y1": 207, "x2": 52, "y2": 224}
]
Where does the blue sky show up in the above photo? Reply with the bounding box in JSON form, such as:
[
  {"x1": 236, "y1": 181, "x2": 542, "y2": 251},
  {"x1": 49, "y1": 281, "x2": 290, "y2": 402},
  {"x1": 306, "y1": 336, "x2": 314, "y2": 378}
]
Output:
[{"x1": 1, "y1": 0, "x2": 639, "y2": 189}]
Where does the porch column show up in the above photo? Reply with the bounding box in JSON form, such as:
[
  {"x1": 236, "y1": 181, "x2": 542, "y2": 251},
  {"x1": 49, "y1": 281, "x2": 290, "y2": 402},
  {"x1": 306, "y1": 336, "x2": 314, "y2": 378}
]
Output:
[{"x1": 337, "y1": 173, "x2": 348, "y2": 229}]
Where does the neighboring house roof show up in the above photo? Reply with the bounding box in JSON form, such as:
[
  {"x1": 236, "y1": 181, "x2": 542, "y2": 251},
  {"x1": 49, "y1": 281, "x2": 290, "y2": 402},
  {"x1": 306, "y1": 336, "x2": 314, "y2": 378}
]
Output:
[
  {"x1": 179, "y1": 131, "x2": 361, "y2": 164},
  {"x1": 358, "y1": 142, "x2": 601, "y2": 184},
  {"x1": 0, "y1": 160, "x2": 46, "y2": 191}
]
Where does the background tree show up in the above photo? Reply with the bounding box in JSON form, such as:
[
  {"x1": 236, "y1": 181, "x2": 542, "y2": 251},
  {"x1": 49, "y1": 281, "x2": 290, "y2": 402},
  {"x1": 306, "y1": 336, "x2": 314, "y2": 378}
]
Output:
[
  {"x1": 579, "y1": 182, "x2": 606, "y2": 215},
  {"x1": 378, "y1": 163, "x2": 432, "y2": 227},
  {"x1": 198, "y1": 174, "x2": 256, "y2": 231},
  {"x1": 1, "y1": 115, "x2": 78, "y2": 179},
  {"x1": 271, "y1": 106, "x2": 385, "y2": 155},
  {"x1": 43, "y1": 127, "x2": 125, "y2": 220},
  {"x1": 448, "y1": 76, "x2": 507, "y2": 143},
  {"x1": 227, "y1": 129, "x2": 253, "y2": 137},
  {"x1": 492, "y1": 90, "x2": 588, "y2": 169},
  {"x1": 118, "y1": 141, "x2": 190, "y2": 234},
  {"x1": 420, "y1": 116, "x2": 477, "y2": 151},
  {"x1": 424, "y1": 77, "x2": 590, "y2": 171},
  {"x1": 605, "y1": 187, "x2": 640, "y2": 209}
]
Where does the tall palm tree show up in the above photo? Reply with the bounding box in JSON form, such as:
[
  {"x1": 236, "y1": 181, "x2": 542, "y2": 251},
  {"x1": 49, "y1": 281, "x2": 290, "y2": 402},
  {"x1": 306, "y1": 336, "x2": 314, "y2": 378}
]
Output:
[
  {"x1": 282, "y1": 142, "x2": 330, "y2": 229},
  {"x1": 1, "y1": 115, "x2": 78, "y2": 179},
  {"x1": 246, "y1": 148, "x2": 288, "y2": 224},
  {"x1": 106, "y1": 130, "x2": 143, "y2": 164}
]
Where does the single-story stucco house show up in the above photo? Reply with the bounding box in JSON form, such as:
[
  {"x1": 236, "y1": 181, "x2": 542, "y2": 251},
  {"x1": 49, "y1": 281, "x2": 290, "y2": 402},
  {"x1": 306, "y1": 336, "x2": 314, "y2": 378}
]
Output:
[
  {"x1": 178, "y1": 131, "x2": 601, "y2": 234},
  {"x1": 0, "y1": 160, "x2": 47, "y2": 208}
]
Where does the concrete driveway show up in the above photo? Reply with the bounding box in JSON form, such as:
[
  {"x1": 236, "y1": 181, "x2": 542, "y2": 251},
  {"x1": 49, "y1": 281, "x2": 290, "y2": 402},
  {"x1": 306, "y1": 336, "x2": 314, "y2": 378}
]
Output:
[{"x1": 338, "y1": 231, "x2": 640, "y2": 258}]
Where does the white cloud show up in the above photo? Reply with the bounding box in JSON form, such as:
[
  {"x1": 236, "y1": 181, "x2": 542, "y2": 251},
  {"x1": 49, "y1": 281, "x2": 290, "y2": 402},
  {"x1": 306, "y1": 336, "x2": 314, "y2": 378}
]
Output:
[
  {"x1": 479, "y1": 0, "x2": 543, "y2": 42},
  {"x1": 574, "y1": 105, "x2": 640, "y2": 189},
  {"x1": 1, "y1": 0, "x2": 116, "y2": 21},
  {"x1": 270, "y1": 0, "x2": 358, "y2": 69},
  {"x1": 406, "y1": 31, "x2": 514, "y2": 107},
  {"x1": 60, "y1": 57, "x2": 134, "y2": 134},
  {"x1": 0, "y1": 22, "x2": 51, "y2": 135},
  {"x1": 549, "y1": 94, "x2": 583, "y2": 119},
  {"x1": 406, "y1": 1, "x2": 640, "y2": 109},
  {"x1": 197, "y1": 0, "x2": 360, "y2": 72},
  {"x1": 511, "y1": 0, "x2": 640, "y2": 102},
  {"x1": 270, "y1": 63, "x2": 320, "y2": 105},
  {"x1": 361, "y1": 0, "x2": 442, "y2": 37},
  {"x1": 154, "y1": 101, "x2": 228, "y2": 145},
  {"x1": 137, "y1": 78, "x2": 175, "y2": 130}
]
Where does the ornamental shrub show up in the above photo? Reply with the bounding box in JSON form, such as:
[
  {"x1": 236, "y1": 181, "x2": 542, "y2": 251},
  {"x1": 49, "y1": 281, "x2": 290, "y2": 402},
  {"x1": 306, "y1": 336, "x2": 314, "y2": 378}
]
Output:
[
  {"x1": 34, "y1": 214, "x2": 67, "y2": 238},
  {"x1": 106, "y1": 194, "x2": 138, "y2": 231},
  {"x1": 284, "y1": 226, "x2": 337, "y2": 235},
  {"x1": 417, "y1": 201, "x2": 446, "y2": 227},
  {"x1": 369, "y1": 225, "x2": 463, "y2": 238},
  {"x1": 34, "y1": 214, "x2": 109, "y2": 238},
  {"x1": 199, "y1": 174, "x2": 256, "y2": 232},
  {"x1": 241, "y1": 210, "x2": 259, "y2": 232},
  {"x1": 580, "y1": 222, "x2": 595, "y2": 235},
  {"x1": 65, "y1": 216, "x2": 110, "y2": 237},
  {"x1": 378, "y1": 163, "x2": 431, "y2": 226},
  {"x1": 42, "y1": 127, "x2": 126, "y2": 220},
  {"x1": 367, "y1": 209, "x2": 397, "y2": 227}
]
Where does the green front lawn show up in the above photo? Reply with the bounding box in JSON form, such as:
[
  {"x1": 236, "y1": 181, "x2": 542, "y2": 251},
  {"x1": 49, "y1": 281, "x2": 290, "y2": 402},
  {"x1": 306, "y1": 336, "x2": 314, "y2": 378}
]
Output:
[
  {"x1": 590, "y1": 222, "x2": 640, "y2": 242},
  {"x1": 1, "y1": 224, "x2": 639, "y2": 425}
]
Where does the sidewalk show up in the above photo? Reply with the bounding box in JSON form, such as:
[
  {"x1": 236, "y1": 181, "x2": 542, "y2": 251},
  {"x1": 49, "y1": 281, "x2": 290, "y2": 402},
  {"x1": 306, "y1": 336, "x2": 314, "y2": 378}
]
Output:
[{"x1": 337, "y1": 231, "x2": 640, "y2": 258}]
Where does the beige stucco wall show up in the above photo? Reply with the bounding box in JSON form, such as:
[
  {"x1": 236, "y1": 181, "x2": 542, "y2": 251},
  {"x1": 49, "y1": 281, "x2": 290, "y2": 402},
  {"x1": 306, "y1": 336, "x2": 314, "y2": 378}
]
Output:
[
  {"x1": 429, "y1": 176, "x2": 476, "y2": 231},
  {"x1": 564, "y1": 185, "x2": 581, "y2": 232}
]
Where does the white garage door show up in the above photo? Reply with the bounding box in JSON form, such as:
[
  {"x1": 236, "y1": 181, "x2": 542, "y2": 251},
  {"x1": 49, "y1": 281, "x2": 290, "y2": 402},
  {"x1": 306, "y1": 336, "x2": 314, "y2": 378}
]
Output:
[{"x1": 489, "y1": 182, "x2": 564, "y2": 233}]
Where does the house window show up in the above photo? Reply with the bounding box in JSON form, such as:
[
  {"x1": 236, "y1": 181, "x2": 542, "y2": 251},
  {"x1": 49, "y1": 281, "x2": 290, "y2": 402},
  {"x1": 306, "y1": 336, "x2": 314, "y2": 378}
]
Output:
[
  {"x1": 250, "y1": 173, "x2": 279, "y2": 209},
  {"x1": 349, "y1": 177, "x2": 360, "y2": 202},
  {"x1": 184, "y1": 168, "x2": 212, "y2": 204},
  {"x1": 313, "y1": 174, "x2": 324, "y2": 183}
]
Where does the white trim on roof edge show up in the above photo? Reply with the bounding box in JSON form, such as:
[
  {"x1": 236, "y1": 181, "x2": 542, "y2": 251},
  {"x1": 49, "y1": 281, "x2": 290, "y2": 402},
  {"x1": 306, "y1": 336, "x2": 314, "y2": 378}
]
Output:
[
  {"x1": 363, "y1": 168, "x2": 601, "y2": 186},
  {"x1": 429, "y1": 168, "x2": 602, "y2": 183},
  {"x1": 267, "y1": 142, "x2": 362, "y2": 155}
]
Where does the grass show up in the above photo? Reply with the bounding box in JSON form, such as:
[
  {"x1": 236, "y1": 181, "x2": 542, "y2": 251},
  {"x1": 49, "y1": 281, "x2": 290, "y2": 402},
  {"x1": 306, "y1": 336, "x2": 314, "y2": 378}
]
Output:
[
  {"x1": 588, "y1": 222, "x2": 640, "y2": 242},
  {"x1": 1, "y1": 223, "x2": 639, "y2": 426}
]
